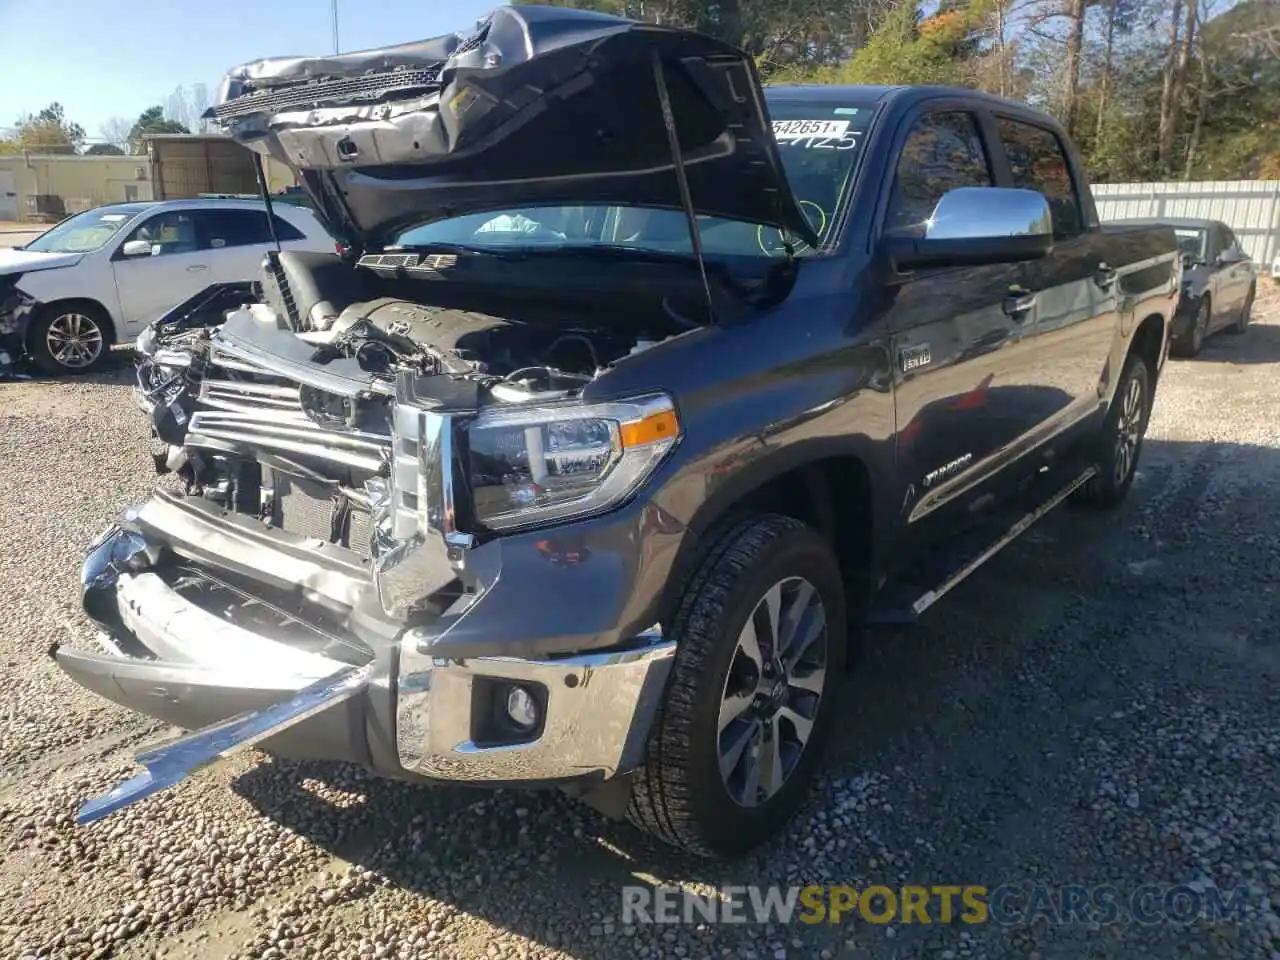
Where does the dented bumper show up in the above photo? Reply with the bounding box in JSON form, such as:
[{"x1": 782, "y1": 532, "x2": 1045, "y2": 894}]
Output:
[{"x1": 60, "y1": 493, "x2": 676, "y2": 821}]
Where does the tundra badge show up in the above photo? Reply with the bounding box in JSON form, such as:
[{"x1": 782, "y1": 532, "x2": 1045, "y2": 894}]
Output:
[
  {"x1": 923, "y1": 452, "x2": 973, "y2": 488},
  {"x1": 900, "y1": 344, "x2": 932, "y2": 373}
]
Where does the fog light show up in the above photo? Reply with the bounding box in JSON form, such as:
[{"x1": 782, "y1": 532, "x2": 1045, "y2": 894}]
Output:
[{"x1": 505, "y1": 685, "x2": 539, "y2": 730}]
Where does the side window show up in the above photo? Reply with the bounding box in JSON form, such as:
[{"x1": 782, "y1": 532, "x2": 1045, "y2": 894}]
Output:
[
  {"x1": 996, "y1": 119, "x2": 1082, "y2": 241},
  {"x1": 1205, "y1": 224, "x2": 1222, "y2": 260},
  {"x1": 198, "y1": 209, "x2": 305, "y2": 249},
  {"x1": 1222, "y1": 226, "x2": 1241, "y2": 257},
  {"x1": 121, "y1": 212, "x2": 201, "y2": 257},
  {"x1": 886, "y1": 112, "x2": 992, "y2": 238}
]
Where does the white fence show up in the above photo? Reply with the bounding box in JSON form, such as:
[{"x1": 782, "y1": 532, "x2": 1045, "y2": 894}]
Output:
[{"x1": 1094, "y1": 180, "x2": 1280, "y2": 263}]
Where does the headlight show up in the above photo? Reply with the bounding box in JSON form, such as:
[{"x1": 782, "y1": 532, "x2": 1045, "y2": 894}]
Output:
[
  {"x1": 136, "y1": 324, "x2": 157, "y2": 357},
  {"x1": 464, "y1": 394, "x2": 680, "y2": 531}
]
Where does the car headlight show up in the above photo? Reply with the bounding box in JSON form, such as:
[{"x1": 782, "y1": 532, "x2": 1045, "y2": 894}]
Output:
[
  {"x1": 463, "y1": 394, "x2": 681, "y2": 531},
  {"x1": 136, "y1": 324, "x2": 157, "y2": 357}
]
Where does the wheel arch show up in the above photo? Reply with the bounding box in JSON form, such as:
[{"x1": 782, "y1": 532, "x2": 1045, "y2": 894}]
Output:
[
  {"x1": 1128, "y1": 310, "x2": 1167, "y2": 383},
  {"x1": 25, "y1": 297, "x2": 118, "y2": 352},
  {"x1": 664, "y1": 440, "x2": 880, "y2": 632}
]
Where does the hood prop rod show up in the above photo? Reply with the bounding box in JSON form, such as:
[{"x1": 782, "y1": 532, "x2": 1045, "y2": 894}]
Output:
[
  {"x1": 651, "y1": 49, "x2": 714, "y2": 324},
  {"x1": 251, "y1": 150, "x2": 303, "y2": 328},
  {"x1": 251, "y1": 152, "x2": 283, "y2": 255}
]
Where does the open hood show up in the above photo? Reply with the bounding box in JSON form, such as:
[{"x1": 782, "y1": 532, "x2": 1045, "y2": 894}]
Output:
[
  {"x1": 210, "y1": 4, "x2": 818, "y2": 252},
  {"x1": 0, "y1": 249, "x2": 83, "y2": 276}
]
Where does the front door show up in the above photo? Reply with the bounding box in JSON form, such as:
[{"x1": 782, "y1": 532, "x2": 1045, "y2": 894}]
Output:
[
  {"x1": 881, "y1": 107, "x2": 1041, "y2": 550},
  {"x1": 111, "y1": 210, "x2": 212, "y2": 330},
  {"x1": 1210, "y1": 224, "x2": 1251, "y2": 327}
]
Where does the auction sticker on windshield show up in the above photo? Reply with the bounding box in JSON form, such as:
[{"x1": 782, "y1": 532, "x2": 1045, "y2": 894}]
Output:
[{"x1": 773, "y1": 119, "x2": 851, "y2": 139}]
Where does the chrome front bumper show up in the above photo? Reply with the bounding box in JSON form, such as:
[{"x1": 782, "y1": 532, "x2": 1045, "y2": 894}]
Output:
[{"x1": 58, "y1": 494, "x2": 676, "y2": 822}]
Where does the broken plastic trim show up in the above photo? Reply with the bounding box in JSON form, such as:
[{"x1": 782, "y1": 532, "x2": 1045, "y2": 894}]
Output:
[{"x1": 75, "y1": 663, "x2": 373, "y2": 824}]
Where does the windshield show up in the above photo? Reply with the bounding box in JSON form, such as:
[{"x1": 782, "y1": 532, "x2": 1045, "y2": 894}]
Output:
[
  {"x1": 24, "y1": 207, "x2": 140, "y2": 254},
  {"x1": 389, "y1": 100, "x2": 874, "y2": 260},
  {"x1": 1174, "y1": 228, "x2": 1207, "y2": 262}
]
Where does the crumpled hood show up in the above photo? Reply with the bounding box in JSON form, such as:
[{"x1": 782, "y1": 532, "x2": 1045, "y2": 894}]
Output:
[
  {"x1": 209, "y1": 4, "x2": 817, "y2": 252},
  {"x1": 0, "y1": 248, "x2": 83, "y2": 276}
]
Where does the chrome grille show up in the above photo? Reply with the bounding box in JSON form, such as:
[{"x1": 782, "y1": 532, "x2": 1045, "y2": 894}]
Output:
[
  {"x1": 188, "y1": 409, "x2": 391, "y2": 474},
  {"x1": 198, "y1": 379, "x2": 302, "y2": 414},
  {"x1": 211, "y1": 67, "x2": 443, "y2": 121}
]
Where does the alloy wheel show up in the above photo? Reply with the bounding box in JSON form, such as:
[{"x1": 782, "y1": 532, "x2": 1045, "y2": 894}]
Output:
[
  {"x1": 718, "y1": 576, "x2": 828, "y2": 807},
  {"x1": 45, "y1": 312, "x2": 104, "y2": 369},
  {"x1": 1113, "y1": 372, "x2": 1146, "y2": 487}
]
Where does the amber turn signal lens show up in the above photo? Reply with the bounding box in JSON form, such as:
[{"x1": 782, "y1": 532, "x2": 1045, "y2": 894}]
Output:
[{"x1": 619, "y1": 409, "x2": 680, "y2": 448}]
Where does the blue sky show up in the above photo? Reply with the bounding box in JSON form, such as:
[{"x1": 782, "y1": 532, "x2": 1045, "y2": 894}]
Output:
[{"x1": 0, "y1": 0, "x2": 498, "y2": 142}]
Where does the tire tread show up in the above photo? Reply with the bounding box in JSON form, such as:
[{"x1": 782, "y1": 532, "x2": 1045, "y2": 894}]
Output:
[{"x1": 626, "y1": 513, "x2": 809, "y2": 857}]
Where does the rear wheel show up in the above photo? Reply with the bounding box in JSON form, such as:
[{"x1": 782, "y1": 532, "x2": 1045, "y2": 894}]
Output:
[
  {"x1": 627, "y1": 514, "x2": 847, "y2": 858},
  {"x1": 1071, "y1": 355, "x2": 1151, "y2": 510},
  {"x1": 29, "y1": 304, "x2": 112, "y2": 375},
  {"x1": 1229, "y1": 285, "x2": 1254, "y2": 334}
]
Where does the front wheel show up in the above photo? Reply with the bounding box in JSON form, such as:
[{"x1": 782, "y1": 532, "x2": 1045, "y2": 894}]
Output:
[
  {"x1": 1071, "y1": 355, "x2": 1151, "y2": 510},
  {"x1": 1173, "y1": 297, "x2": 1209, "y2": 358},
  {"x1": 29, "y1": 304, "x2": 112, "y2": 375},
  {"x1": 627, "y1": 514, "x2": 847, "y2": 858},
  {"x1": 1229, "y1": 285, "x2": 1254, "y2": 334}
]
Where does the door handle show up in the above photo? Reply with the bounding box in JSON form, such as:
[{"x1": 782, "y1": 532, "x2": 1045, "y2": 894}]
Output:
[
  {"x1": 1003, "y1": 290, "x2": 1036, "y2": 319},
  {"x1": 1095, "y1": 262, "x2": 1118, "y2": 288},
  {"x1": 185, "y1": 264, "x2": 208, "y2": 272}
]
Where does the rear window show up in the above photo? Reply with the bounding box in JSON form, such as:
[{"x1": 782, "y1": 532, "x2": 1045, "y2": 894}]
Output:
[
  {"x1": 199, "y1": 209, "x2": 305, "y2": 248},
  {"x1": 995, "y1": 119, "x2": 1083, "y2": 241}
]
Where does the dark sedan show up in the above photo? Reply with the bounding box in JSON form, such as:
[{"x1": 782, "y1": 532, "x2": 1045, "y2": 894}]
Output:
[{"x1": 1111, "y1": 217, "x2": 1255, "y2": 357}]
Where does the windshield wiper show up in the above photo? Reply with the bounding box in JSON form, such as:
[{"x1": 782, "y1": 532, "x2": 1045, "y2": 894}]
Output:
[
  {"x1": 505, "y1": 244, "x2": 707, "y2": 267},
  {"x1": 384, "y1": 241, "x2": 518, "y2": 258}
]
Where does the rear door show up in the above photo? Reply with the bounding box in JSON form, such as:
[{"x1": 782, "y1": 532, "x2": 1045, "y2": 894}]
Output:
[
  {"x1": 111, "y1": 209, "x2": 212, "y2": 330},
  {"x1": 198, "y1": 208, "x2": 309, "y2": 284},
  {"x1": 992, "y1": 116, "x2": 1115, "y2": 438},
  {"x1": 882, "y1": 105, "x2": 1041, "y2": 546}
]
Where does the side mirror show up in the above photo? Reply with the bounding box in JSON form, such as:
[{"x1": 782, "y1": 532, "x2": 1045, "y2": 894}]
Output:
[
  {"x1": 120, "y1": 239, "x2": 154, "y2": 258},
  {"x1": 885, "y1": 187, "x2": 1053, "y2": 271}
]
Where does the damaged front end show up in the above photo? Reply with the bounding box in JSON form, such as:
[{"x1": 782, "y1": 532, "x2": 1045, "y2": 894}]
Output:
[
  {"x1": 59, "y1": 2, "x2": 813, "y2": 821},
  {"x1": 0, "y1": 273, "x2": 38, "y2": 377}
]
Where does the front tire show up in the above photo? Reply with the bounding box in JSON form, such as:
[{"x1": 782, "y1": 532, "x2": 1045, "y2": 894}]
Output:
[
  {"x1": 627, "y1": 514, "x2": 847, "y2": 858},
  {"x1": 29, "y1": 304, "x2": 112, "y2": 375},
  {"x1": 1173, "y1": 297, "x2": 1209, "y2": 358},
  {"x1": 1229, "y1": 285, "x2": 1254, "y2": 334},
  {"x1": 1071, "y1": 354, "x2": 1151, "y2": 510}
]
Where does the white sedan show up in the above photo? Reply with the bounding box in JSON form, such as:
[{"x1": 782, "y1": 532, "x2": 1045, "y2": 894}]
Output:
[{"x1": 0, "y1": 198, "x2": 333, "y2": 374}]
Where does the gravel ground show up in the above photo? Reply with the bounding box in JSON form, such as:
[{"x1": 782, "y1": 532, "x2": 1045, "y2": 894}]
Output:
[{"x1": 1, "y1": 304, "x2": 1279, "y2": 960}]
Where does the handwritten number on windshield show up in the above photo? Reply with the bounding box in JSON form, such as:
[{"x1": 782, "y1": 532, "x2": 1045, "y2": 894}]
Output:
[{"x1": 778, "y1": 133, "x2": 860, "y2": 151}]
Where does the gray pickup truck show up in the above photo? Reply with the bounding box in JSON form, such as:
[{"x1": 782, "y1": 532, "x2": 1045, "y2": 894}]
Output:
[{"x1": 57, "y1": 5, "x2": 1180, "y2": 858}]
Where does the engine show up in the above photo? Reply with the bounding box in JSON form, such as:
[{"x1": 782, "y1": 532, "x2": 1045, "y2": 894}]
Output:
[{"x1": 133, "y1": 251, "x2": 661, "y2": 559}]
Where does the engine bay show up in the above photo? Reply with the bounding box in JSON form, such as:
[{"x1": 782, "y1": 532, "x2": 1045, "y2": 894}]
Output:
[{"x1": 135, "y1": 248, "x2": 686, "y2": 560}]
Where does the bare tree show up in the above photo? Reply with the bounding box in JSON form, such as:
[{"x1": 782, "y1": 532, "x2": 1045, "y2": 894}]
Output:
[
  {"x1": 99, "y1": 117, "x2": 135, "y2": 153},
  {"x1": 1156, "y1": 0, "x2": 1185, "y2": 170},
  {"x1": 165, "y1": 84, "x2": 214, "y2": 133},
  {"x1": 1094, "y1": 0, "x2": 1118, "y2": 140}
]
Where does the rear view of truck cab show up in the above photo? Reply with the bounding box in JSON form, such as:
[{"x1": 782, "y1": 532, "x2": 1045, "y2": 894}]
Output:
[{"x1": 55, "y1": 4, "x2": 1178, "y2": 858}]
